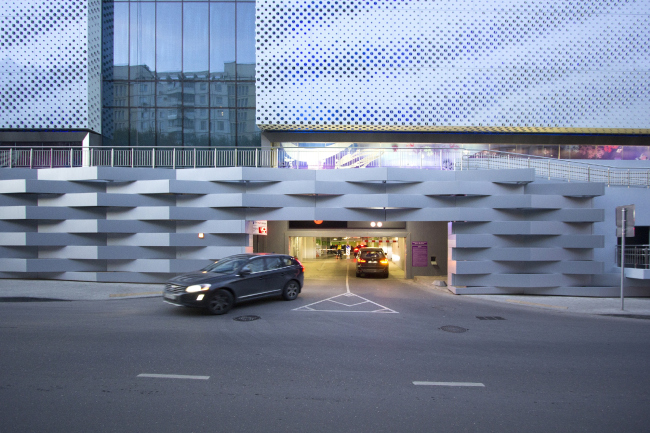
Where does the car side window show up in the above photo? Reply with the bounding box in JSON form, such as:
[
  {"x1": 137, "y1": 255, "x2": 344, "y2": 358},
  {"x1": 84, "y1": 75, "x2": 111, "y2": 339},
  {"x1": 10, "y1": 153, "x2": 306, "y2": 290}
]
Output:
[
  {"x1": 265, "y1": 257, "x2": 284, "y2": 270},
  {"x1": 247, "y1": 258, "x2": 266, "y2": 273},
  {"x1": 282, "y1": 257, "x2": 293, "y2": 267}
]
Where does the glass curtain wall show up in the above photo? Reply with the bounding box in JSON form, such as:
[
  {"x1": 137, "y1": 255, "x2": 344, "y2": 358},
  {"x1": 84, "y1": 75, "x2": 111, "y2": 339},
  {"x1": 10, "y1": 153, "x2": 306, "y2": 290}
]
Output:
[{"x1": 102, "y1": 0, "x2": 259, "y2": 148}]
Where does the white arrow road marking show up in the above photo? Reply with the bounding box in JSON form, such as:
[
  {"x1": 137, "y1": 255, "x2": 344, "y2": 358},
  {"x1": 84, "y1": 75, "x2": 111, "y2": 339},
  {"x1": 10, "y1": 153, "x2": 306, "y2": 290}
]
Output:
[{"x1": 294, "y1": 262, "x2": 398, "y2": 313}]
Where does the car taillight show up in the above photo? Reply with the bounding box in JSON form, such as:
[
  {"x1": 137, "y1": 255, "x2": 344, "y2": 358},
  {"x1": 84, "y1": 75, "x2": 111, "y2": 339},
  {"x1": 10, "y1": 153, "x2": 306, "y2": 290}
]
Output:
[
  {"x1": 294, "y1": 258, "x2": 304, "y2": 271},
  {"x1": 358, "y1": 259, "x2": 366, "y2": 263},
  {"x1": 380, "y1": 259, "x2": 388, "y2": 265}
]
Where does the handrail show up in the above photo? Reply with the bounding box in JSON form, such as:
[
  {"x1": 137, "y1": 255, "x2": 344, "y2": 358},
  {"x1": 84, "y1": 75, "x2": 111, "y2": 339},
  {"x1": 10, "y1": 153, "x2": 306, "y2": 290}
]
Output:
[
  {"x1": 0, "y1": 146, "x2": 464, "y2": 171},
  {"x1": 616, "y1": 245, "x2": 650, "y2": 269},
  {"x1": 462, "y1": 150, "x2": 650, "y2": 188},
  {"x1": 2, "y1": 145, "x2": 648, "y2": 186}
]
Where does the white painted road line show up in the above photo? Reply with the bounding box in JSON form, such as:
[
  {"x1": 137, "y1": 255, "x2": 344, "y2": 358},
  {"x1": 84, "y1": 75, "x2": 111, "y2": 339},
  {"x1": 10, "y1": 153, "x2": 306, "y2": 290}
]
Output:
[
  {"x1": 346, "y1": 262, "x2": 350, "y2": 293},
  {"x1": 413, "y1": 382, "x2": 485, "y2": 387},
  {"x1": 138, "y1": 374, "x2": 210, "y2": 380}
]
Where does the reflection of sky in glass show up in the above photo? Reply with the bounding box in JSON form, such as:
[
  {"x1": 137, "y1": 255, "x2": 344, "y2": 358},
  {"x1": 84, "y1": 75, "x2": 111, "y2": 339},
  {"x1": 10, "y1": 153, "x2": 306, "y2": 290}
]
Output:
[
  {"x1": 111, "y1": 2, "x2": 254, "y2": 74},
  {"x1": 236, "y1": 2, "x2": 256, "y2": 64},
  {"x1": 184, "y1": 3, "x2": 209, "y2": 73},
  {"x1": 113, "y1": 3, "x2": 129, "y2": 66},
  {"x1": 129, "y1": 3, "x2": 155, "y2": 71},
  {"x1": 210, "y1": 3, "x2": 236, "y2": 73},
  {"x1": 157, "y1": 3, "x2": 182, "y2": 73}
]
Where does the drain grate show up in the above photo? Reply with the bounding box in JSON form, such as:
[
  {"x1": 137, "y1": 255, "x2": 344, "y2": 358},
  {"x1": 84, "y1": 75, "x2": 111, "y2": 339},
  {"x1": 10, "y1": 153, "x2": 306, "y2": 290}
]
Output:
[
  {"x1": 477, "y1": 316, "x2": 506, "y2": 320},
  {"x1": 233, "y1": 315, "x2": 261, "y2": 322},
  {"x1": 440, "y1": 325, "x2": 468, "y2": 333}
]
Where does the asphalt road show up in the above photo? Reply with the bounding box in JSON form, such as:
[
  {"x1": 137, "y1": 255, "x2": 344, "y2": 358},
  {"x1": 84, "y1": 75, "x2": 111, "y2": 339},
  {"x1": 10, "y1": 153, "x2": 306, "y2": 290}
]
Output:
[{"x1": 1, "y1": 265, "x2": 649, "y2": 432}]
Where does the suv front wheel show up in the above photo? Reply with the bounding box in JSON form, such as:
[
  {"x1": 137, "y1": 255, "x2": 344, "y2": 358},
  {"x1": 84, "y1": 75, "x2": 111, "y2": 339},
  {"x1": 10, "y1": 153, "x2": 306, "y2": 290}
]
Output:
[{"x1": 207, "y1": 289, "x2": 234, "y2": 315}]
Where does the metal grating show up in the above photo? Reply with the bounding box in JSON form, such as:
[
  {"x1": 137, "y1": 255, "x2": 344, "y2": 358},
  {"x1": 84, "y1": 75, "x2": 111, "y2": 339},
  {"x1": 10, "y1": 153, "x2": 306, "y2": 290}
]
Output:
[
  {"x1": 256, "y1": 0, "x2": 650, "y2": 133},
  {"x1": 0, "y1": 0, "x2": 102, "y2": 132}
]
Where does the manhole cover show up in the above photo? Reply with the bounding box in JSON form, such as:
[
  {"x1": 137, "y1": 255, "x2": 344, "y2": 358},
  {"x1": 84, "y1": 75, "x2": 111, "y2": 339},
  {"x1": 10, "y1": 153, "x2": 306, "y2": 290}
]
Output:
[
  {"x1": 233, "y1": 315, "x2": 261, "y2": 322},
  {"x1": 440, "y1": 325, "x2": 468, "y2": 333}
]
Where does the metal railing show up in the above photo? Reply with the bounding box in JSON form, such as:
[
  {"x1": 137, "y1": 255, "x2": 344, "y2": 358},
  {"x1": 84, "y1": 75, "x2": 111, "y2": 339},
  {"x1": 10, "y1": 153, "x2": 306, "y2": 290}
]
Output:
[
  {"x1": 462, "y1": 150, "x2": 650, "y2": 187},
  {"x1": 2, "y1": 146, "x2": 648, "y2": 185},
  {"x1": 616, "y1": 245, "x2": 650, "y2": 269},
  {"x1": 0, "y1": 146, "x2": 464, "y2": 171}
]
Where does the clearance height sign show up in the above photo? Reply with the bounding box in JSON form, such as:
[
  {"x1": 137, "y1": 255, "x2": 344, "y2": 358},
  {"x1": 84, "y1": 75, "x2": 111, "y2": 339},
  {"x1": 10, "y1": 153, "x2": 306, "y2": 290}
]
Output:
[{"x1": 252, "y1": 220, "x2": 268, "y2": 235}]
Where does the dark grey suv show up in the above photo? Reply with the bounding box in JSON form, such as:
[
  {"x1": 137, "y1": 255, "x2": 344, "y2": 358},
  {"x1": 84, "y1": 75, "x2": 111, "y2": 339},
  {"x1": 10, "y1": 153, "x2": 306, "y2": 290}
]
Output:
[{"x1": 163, "y1": 253, "x2": 304, "y2": 315}]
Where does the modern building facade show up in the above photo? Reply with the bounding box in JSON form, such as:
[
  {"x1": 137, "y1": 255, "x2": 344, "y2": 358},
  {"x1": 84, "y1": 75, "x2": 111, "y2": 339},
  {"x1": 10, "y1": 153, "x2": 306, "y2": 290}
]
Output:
[{"x1": 1, "y1": 0, "x2": 649, "y2": 295}]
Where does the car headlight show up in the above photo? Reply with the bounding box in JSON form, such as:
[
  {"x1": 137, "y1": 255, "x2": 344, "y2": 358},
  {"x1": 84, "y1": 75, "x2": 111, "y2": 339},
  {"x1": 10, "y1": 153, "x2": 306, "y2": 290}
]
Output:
[{"x1": 185, "y1": 284, "x2": 211, "y2": 293}]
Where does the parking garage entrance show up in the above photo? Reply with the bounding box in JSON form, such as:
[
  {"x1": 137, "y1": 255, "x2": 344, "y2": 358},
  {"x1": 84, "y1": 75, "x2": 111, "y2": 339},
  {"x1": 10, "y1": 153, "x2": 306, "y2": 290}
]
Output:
[
  {"x1": 289, "y1": 235, "x2": 407, "y2": 280},
  {"x1": 252, "y1": 220, "x2": 449, "y2": 281}
]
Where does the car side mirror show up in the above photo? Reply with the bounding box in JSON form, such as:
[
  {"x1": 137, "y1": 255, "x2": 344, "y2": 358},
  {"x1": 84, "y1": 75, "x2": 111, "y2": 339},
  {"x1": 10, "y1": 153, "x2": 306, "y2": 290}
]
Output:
[{"x1": 239, "y1": 265, "x2": 252, "y2": 276}]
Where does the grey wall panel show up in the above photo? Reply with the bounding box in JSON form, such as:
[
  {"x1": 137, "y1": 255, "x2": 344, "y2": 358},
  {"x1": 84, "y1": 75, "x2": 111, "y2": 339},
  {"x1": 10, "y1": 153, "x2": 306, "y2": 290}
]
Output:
[
  {"x1": 170, "y1": 208, "x2": 247, "y2": 221},
  {"x1": 453, "y1": 248, "x2": 594, "y2": 261},
  {"x1": 107, "y1": 234, "x2": 170, "y2": 247},
  {"x1": 0, "y1": 167, "x2": 614, "y2": 291},
  {"x1": 176, "y1": 247, "x2": 251, "y2": 260},
  {"x1": 99, "y1": 221, "x2": 176, "y2": 234},
  {"x1": 175, "y1": 221, "x2": 247, "y2": 234},
  {"x1": 169, "y1": 234, "x2": 250, "y2": 247},
  {"x1": 176, "y1": 194, "x2": 244, "y2": 208},
  {"x1": 0, "y1": 169, "x2": 38, "y2": 180},
  {"x1": 106, "y1": 208, "x2": 171, "y2": 220},
  {"x1": 0, "y1": 195, "x2": 37, "y2": 206},
  {"x1": 0, "y1": 233, "x2": 26, "y2": 246},
  {"x1": 454, "y1": 234, "x2": 604, "y2": 249},
  {"x1": 0, "y1": 221, "x2": 36, "y2": 232},
  {"x1": 37, "y1": 167, "x2": 175, "y2": 182},
  {"x1": 0, "y1": 207, "x2": 27, "y2": 219},
  {"x1": 27, "y1": 233, "x2": 107, "y2": 246},
  {"x1": 39, "y1": 220, "x2": 98, "y2": 233},
  {"x1": 246, "y1": 181, "x2": 318, "y2": 195},
  {"x1": 0, "y1": 259, "x2": 27, "y2": 272},
  {"x1": 26, "y1": 259, "x2": 105, "y2": 273},
  {"x1": 316, "y1": 195, "x2": 389, "y2": 208},
  {"x1": 26, "y1": 207, "x2": 106, "y2": 220},
  {"x1": 525, "y1": 182, "x2": 606, "y2": 197},
  {"x1": 0, "y1": 246, "x2": 37, "y2": 259},
  {"x1": 455, "y1": 261, "x2": 604, "y2": 275},
  {"x1": 38, "y1": 246, "x2": 98, "y2": 260},
  {"x1": 453, "y1": 222, "x2": 593, "y2": 235},
  {"x1": 453, "y1": 273, "x2": 591, "y2": 288},
  {"x1": 389, "y1": 182, "x2": 522, "y2": 196}
]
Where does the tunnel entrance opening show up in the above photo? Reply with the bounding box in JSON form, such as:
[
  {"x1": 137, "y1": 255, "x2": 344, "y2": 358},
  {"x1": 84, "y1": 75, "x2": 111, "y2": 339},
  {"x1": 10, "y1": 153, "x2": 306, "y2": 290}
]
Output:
[{"x1": 251, "y1": 220, "x2": 449, "y2": 281}]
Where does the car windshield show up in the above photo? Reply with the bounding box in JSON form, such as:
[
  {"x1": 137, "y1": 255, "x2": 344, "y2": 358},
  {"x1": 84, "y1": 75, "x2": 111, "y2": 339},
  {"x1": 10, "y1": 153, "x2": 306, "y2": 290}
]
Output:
[
  {"x1": 361, "y1": 251, "x2": 385, "y2": 259},
  {"x1": 202, "y1": 257, "x2": 248, "y2": 274}
]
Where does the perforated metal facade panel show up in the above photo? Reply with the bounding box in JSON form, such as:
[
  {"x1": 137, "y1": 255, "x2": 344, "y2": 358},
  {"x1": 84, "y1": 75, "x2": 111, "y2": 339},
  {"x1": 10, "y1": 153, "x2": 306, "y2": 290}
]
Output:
[
  {"x1": 0, "y1": 0, "x2": 102, "y2": 133},
  {"x1": 256, "y1": 0, "x2": 650, "y2": 133}
]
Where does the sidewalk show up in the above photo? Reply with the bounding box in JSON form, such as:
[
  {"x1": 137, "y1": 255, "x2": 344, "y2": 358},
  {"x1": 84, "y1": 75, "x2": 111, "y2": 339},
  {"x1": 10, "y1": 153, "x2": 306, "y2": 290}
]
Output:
[
  {"x1": 414, "y1": 276, "x2": 650, "y2": 318},
  {"x1": 0, "y1": 279, "x2": 162, "y2": 301}
]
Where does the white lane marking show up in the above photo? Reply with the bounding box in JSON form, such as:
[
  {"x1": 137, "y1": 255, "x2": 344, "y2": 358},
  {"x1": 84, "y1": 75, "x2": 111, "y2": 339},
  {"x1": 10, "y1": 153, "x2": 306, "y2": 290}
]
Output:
[
  {"x1": 293, "y1": 293, "x2": 398, "y2": 313},
  {"x1": 294, "y1": 261, "x2": 397, "y2": 313},
  {"x1": 137, "y1": 374, "x2": 209, "y2": 380},
  {"x1": 346, "y1": 261, "x2": 350, "y2": 293},
  {"x1": 413, "y1": 382, "x2": 485, "y2": 387}
]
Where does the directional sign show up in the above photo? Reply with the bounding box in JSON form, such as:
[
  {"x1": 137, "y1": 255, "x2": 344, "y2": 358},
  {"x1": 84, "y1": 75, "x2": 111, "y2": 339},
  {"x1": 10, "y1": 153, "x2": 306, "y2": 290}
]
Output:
[{"x1": 616, "y1": 205, "x2": 635, "y2": 237}]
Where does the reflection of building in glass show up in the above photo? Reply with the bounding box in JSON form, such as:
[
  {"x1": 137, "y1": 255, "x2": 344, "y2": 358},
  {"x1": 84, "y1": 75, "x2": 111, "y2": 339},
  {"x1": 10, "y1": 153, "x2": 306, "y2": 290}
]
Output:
[{"x1": 104, "y1": 64, "x2": 257, "y2": 147}]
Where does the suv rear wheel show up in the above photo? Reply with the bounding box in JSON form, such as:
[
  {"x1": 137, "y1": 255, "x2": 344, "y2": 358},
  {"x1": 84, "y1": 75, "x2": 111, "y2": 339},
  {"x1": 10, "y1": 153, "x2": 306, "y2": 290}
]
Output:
[{"x1": 282, "y1": 280, "x2": 300, "y2": 301}]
